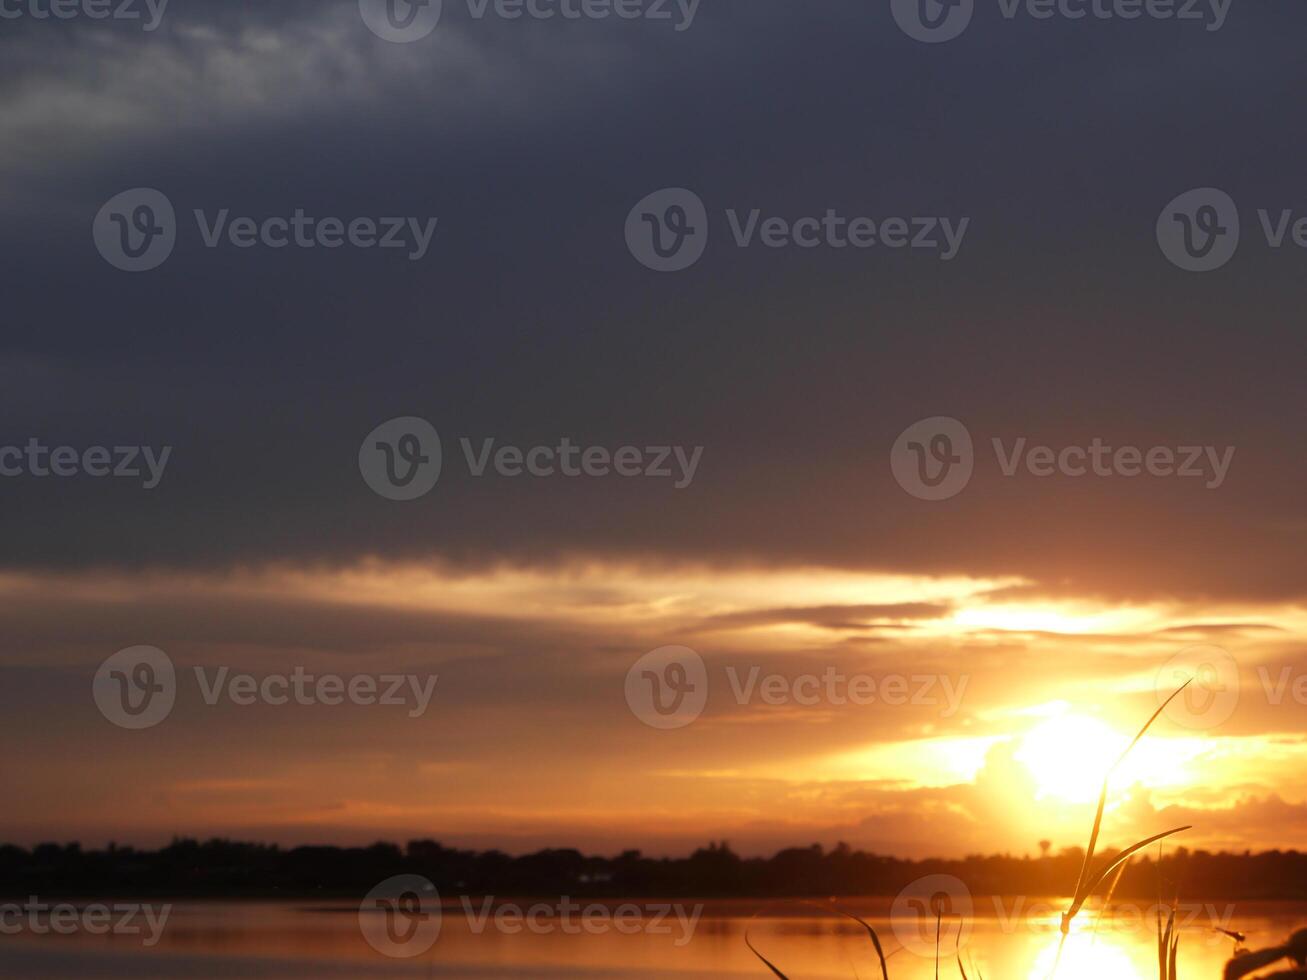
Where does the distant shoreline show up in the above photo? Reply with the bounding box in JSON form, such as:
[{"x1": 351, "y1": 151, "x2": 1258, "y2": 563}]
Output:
[{"x1": 6, "y1": 838, "x2": 1307, "y2": 902}]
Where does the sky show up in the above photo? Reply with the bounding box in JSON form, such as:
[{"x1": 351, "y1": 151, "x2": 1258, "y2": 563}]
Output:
[{"x1": 0, "y1": 0, "x2": 1305, "y2": 860}]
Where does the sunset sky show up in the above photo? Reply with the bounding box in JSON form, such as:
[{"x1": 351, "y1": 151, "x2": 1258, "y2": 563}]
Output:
[{"x1": 2, "y1": 0, "x2": 1306, "y2": 860}]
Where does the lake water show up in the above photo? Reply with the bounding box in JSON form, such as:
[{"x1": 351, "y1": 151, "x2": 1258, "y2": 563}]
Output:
[{"x1": 1, "y1": 897, "x2": 1302, "y2": 978}]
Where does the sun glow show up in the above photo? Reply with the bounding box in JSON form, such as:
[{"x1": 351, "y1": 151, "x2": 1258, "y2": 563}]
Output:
[
  {"x1": 951, "y1": 603, "x2": 1151, "y2": 636},
  {"x1": 1029, "y1": 934, "x2": 1150, "y2": 980},
  {"x1": 1016, "y1": 714, "x2": 1126, "y2": 802},
  {"x1": 1012, "y1": 710, "x2": 1201, "y2": 805},
  {"x1": 1014, "y1": 710, "x2": 1204, "y2": 805}
]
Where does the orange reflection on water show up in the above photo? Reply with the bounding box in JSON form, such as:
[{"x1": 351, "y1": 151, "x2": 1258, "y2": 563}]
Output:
[{"x1": 0, "y1": 898, "x2": 1291, "y2": 979}]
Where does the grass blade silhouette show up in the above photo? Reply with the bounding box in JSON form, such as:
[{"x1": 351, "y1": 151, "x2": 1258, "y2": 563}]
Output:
[
  {"x1": 828, "y1": 905, "x2": 892, "y2": 980},
  {"x1": 1061, "y1": 679, "x2": 1193, "y2": 936},
  {"x1": 1067, "y1": 824, "x2": 1192, "y2": 932},
  {"x1": 936, "y1": 906, "x2": 942, "y2": 980},
  {"x1": 1159, "y1": 903, "x2": 1181, "y2": 980},
  {"x1": 745, "y1": 929, "x2": 790, "y2": 979},
  {"x1": 1158, "y1": 905, "x2": 1174, "y2": 979},
  {"x1": 753, "y1": 901, "x2": 903, "y2": 979}
]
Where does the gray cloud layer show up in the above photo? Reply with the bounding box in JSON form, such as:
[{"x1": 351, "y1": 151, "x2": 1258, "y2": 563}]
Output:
[{"x1": 2, "y1": 0, "x2": 1305, "y2": 604}]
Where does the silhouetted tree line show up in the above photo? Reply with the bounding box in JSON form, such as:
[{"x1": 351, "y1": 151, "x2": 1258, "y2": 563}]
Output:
[{"x1": 2, "y1": 838, "x2": 1305, "y2": 899}]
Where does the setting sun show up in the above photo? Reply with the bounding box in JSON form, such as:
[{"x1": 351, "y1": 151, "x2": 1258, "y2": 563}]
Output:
[
  {"x1": 1030, "y1": 934, "x2": 1150, "y2": 980},
  {"x1": 1014, "y1": 707, "x2": 1209, "y2": 807},
  {"x1": 1016, "y1": 714, "x2": 1129, "y2": 803}
]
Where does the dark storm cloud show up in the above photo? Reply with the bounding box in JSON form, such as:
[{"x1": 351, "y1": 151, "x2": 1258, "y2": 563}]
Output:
[{"x1": 1, "y1": 0, "x2": 1304, "y2": 605}]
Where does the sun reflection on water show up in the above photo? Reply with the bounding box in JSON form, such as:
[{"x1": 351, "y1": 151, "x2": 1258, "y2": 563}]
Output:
[{"x1": 1029, "y1": 931, "x2": 1155, "y2": 980}]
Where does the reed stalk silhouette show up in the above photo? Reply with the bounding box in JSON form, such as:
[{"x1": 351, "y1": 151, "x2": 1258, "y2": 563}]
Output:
[{"x1": 747, "y1": 679, "x2": 1198, "y2": 980}]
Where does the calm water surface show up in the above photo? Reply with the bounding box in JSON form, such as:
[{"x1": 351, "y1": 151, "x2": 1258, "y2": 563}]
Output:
[{"x1": 1, "y1": 898, "x2": 1301, "y2": 978}]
